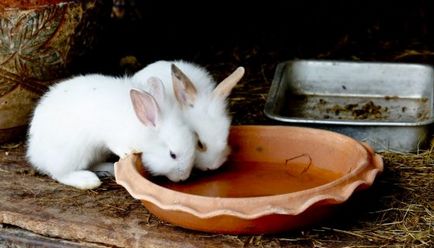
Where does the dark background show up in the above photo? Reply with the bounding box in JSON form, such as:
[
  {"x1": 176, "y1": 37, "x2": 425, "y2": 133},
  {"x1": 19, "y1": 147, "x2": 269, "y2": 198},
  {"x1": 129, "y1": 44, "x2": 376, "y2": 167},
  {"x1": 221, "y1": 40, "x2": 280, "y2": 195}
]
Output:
[{"x1": 78, "y1": 0, "x2": 434, "y2": 76}]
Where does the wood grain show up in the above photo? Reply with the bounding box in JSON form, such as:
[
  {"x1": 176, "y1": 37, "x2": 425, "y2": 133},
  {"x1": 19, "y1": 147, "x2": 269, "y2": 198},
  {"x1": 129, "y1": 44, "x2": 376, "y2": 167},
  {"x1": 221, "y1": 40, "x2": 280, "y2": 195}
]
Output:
[{"x1": 0, "y1": 145, "x2": 244, "y2": 247}]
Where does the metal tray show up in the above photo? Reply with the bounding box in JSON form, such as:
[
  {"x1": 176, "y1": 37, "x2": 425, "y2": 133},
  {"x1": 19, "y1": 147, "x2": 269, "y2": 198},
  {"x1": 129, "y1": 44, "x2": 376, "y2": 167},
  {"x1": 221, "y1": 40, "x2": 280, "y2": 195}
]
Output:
[{"x1": 264, "y1": 60, "x2": 434, "y2": 152}]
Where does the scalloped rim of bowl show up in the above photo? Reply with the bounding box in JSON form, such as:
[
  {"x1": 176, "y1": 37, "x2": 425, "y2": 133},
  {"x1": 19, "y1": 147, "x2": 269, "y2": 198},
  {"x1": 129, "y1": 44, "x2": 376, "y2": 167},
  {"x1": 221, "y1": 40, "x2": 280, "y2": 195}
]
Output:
[{"x1": 115, "y1": 125, "x2": 383, "y2": 220}]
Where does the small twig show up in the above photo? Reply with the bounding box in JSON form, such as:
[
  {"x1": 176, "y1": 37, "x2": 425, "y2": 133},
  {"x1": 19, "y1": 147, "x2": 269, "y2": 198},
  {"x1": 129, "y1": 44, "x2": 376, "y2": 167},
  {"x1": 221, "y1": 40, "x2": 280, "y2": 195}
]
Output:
[
  {"x1": 243, "y1": 236, "x2": 255, "y2": 247},
  {"x1": 321, "y1": 227, "x2": 365, "y2": 238},
  {"x1": 402, "y1": 204, "x2": 413, "y2": 222},
  {"x1": 278, "y1": 237, "x2": 308, "y2": 242},
  {"x1": 380, "y1": 221, "x2": 403, "y2": 226},
  {"x1": 0, "y1": 142, "x2": 22, "y2": 149},
  {"x1": 369, "y1": 207, "x2": 424, "y2": 214},
  {"x1": 367, "y1": 232, "x2": 395, "y2": 241},
  {"x1": 285, "y1": 153, "x2": 312, "y2": 174},
  {"x1": 393, "y1": 49, "x2": 434, "y2": 60}
]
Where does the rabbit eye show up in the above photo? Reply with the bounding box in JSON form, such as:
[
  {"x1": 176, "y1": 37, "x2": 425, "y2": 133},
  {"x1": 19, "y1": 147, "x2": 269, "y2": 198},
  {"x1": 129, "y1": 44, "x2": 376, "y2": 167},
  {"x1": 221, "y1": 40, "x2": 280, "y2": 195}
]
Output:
[
  {"x1": 170, "y1": 151, "x2": 177, "y2": 159},
  {"x1": 197, "y1": 140, "x2": 207, "y2": 152}
]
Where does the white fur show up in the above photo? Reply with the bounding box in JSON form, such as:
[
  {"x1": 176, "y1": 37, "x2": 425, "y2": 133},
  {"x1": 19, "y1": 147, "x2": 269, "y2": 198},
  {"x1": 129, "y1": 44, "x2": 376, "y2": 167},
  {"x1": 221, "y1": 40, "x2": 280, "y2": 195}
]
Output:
[
  {"x1": 26, "y1": 74, "x2": 196, "y2": 189},
  {"x1": 132, "y1": 61, "x2": 232, "y2": 171}
]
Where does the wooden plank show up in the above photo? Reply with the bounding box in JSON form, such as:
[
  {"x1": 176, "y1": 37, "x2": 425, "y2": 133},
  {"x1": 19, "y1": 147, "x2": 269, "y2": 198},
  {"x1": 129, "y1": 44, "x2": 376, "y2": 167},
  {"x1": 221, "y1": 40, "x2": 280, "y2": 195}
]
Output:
[
  {"x1": 0, "y1": 224, "x2": 102, "y2": 248},
  {"x1": 0, "y1": 145, "x2": 245, "y2": 247}
]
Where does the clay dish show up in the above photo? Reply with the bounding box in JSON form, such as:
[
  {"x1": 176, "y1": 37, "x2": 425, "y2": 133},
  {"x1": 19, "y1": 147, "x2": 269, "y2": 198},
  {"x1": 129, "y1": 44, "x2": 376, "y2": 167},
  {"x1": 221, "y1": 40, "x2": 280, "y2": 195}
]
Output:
[{"x1": 115, "y1": 125, "x2": 383, "y2": 234}]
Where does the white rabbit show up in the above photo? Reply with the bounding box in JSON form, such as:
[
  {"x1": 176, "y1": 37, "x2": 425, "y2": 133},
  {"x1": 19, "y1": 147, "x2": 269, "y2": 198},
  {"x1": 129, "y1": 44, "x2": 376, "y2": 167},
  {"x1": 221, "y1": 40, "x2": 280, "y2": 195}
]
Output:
[
  {"x1": 26, "y1": 74, "x2": 196, "y2": 190},
  {"x1": 132, "y1": 60, "x2": 244, "y2": 171}
]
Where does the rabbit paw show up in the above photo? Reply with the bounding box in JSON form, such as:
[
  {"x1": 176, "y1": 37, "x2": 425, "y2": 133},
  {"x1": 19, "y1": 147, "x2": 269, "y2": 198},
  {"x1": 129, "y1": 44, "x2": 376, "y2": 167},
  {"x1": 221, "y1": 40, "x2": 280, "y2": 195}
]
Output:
[{"x1": 55, "y1": 170, "x2": 102, "y2": 190}]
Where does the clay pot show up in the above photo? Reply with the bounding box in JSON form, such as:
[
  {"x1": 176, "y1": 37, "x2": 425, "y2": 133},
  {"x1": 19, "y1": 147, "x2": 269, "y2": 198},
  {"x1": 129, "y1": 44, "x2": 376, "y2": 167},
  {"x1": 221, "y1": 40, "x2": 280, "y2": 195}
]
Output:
[
  {"x1": 0, "y1": 0, "x2": 103, "y2": 143},
  {"x1": 115, "y1": 125, "x2": 383, "y2": 234}
]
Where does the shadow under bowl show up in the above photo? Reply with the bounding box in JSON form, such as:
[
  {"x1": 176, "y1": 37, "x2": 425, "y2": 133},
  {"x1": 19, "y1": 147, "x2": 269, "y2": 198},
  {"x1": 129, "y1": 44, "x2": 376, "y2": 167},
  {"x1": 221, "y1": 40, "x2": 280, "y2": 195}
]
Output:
[{"x1": 115, "y1": 125, "x2": 383, "y2": 234}]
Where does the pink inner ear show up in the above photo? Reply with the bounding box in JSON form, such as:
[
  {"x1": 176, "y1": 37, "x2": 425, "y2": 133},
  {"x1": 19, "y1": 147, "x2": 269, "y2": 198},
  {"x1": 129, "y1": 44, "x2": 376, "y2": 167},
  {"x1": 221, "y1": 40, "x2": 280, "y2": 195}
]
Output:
[
  {"x1": 179, "y1": 89, "x2": 190, "y2": 105},
  {"x1": 171, "y1": 64, "x2": 197, "y2": 107},
  {"x1": 130, "y1": 89, "x2": 159, "y2": 127}
]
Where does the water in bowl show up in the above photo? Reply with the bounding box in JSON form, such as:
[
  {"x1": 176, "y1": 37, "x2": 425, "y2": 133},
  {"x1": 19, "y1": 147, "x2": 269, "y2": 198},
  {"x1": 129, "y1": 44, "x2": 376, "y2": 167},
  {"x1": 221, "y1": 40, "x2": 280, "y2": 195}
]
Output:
[{"x1": 153, "y1": 161, "x2": 343, "y2": 198}]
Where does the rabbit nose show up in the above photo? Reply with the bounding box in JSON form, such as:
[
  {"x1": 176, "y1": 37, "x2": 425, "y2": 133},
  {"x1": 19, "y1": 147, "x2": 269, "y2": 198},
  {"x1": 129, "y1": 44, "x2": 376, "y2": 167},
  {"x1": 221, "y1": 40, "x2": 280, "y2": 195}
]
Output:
[
  {"x1": 167, "y1": 173, "x2": 183, "y2": 182},
  {"x1": 171, "y1": 173, "x2": 189, "y2": 182},
  {"x1": 172, "y1": 167, "x2": 191, "y2": 182},
  {"x1": 179, "y1": 173, "x2": 190, "y2": 181}
]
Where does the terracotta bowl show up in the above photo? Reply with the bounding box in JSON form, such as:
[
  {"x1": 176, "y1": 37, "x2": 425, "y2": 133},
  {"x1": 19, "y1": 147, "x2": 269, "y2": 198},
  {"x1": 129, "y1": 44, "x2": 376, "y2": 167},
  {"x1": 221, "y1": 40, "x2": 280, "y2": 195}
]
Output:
[
  {"x1": 115, "y1": 125, "x2": 383, "y2": 234},
  {"x1": 0, "y1": 0, "x2": 103, "y2": 143}
]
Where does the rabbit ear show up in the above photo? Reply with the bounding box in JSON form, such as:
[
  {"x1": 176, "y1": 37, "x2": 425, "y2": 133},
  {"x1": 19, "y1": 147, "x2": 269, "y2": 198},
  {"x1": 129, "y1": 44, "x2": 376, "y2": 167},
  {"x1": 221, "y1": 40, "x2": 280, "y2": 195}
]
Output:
[
  {"x1": 213, "y1": 67, "x2": 245, "y2": 99},
  {"x1": 130, "y1": 89, "x2": 160, "y2": 127},
  {"x1": 147, "y1": 76, "x2": 165, "y2": 104},
  {"x1": 171, "y1": 64, "x2": 197, "y2": 107}
]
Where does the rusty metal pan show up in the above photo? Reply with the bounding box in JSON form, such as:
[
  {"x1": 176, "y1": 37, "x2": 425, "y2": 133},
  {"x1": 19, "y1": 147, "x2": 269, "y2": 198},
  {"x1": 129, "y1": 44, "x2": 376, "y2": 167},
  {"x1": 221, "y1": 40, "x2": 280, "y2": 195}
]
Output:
[{"x1": 264, "y1": 60, "x2": 434, "y2": 152}]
